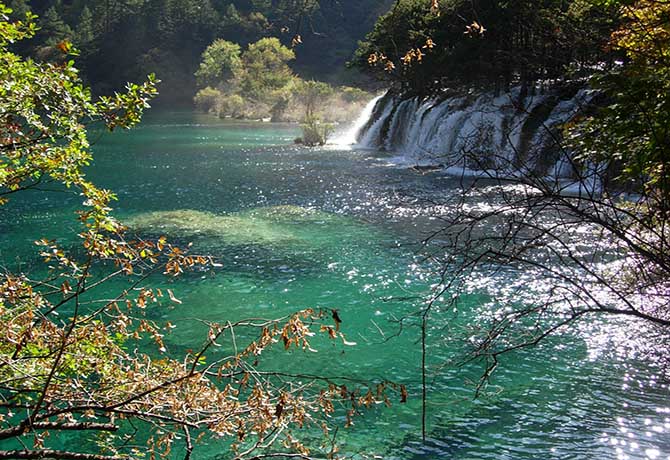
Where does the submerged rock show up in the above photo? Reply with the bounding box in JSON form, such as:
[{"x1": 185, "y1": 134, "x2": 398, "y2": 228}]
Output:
[
  {"x1": 126, "y1": 205, "x2": 341, "y2": 246},
  {"x1": 238, "y1": 205, "x2": 337, "y2": 223},
  {"x1": 126, "y1": 209, "x2": 292, "y2": 244}
]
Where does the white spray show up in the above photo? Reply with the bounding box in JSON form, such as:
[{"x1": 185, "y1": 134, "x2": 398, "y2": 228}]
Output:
[{"x1": 329, "y1": 94, "x2": 385, "y2": 147}]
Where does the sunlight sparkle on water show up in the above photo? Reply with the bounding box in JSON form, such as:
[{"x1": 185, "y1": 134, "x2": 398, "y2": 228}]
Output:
[{"x1": 12, "y1": 114, "x2": 664, "y2": 459}]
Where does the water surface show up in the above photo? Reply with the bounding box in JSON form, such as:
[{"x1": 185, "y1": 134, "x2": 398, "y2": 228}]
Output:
[{"x1": 2, "y1": 111, "x2": 668, "y2": 459}]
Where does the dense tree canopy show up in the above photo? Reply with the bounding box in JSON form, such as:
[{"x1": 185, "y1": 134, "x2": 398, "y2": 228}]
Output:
[
  {"x1": 241, "y1": 37, "x2": 296, "y2": 99},
  {"x1": 570, "y1": 0, "x2": 670, "y2": 213},
  {"x1": 195, "y1": 39, "x2": 244, "y2": 89},
  {"x1": 193, "y1": 37, "x2": 297, "y2": 120},
  {"x1": 9, "y1": 0, "x2": 393, "y2": 102},
  {"x1": 355, "y1": 0, "x2": 620, "y2": 93},
  {"x1": 192, "y1": 34, "x2": 371, "y2": 124}
]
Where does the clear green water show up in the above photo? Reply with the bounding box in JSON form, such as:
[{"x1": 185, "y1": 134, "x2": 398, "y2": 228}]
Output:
[{"x1": 1, "y1": 111, "x2": 669, "y2": 459}]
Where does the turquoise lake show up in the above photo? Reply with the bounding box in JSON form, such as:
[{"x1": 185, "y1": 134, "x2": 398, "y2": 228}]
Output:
[{"x1": 1, "y1": 111, "x2": 669, "y2": 459}]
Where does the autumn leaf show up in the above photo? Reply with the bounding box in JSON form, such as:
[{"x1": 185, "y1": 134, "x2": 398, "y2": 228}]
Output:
[
  {"x1": 464, "y1": 21, "x2": 486, "y2": 37},
  {"x1": 56, "y1": 40, "x2": 72, "y2": 54}
]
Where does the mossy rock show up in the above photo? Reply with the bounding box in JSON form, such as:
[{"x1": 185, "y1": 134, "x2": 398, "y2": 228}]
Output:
[{"x1": 126, "y1": 206, "x2": 343, "y2": 246}]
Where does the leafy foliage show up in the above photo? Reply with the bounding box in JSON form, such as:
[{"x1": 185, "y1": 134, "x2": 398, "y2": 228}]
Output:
[
  {"x1": 292, "y1": 80, "x2": 335, "y2": 145},
  {"x1": 355, "y1": 0, "x2": 619, "y2": 93},
  {"x1": 193, "y1": 86, "x2": 224, "y2": 113},
  {"x1": 294, "y1": 80, "x2": 335, "y2": 118},
  {"x1": 569, "y1": 0, "x2": 670, "y2": 213},
  {"x1": 193, "y1": 37, "x2": 296, "y2": 120},
  {"x1": 299, "y1": 115, "x2": 334, "y2": 146},
  {"x1": 194, "y1": 39, "x2": 244, "y2": 89},
  {"x1": 13, "y1": 0, "x2": 392, "y2": 101},
  {"x1": 241, "y1": 37, "x2": 296, "y2": 100},
  {"x1": 193, "y1": 37, "x2": 371, "y2": 123}
]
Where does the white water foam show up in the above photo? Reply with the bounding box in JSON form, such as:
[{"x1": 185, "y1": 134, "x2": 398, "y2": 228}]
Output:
[
  {"x1": 328, "y1": 94, "x2": 385, "y2": 148},
  {"x1": 357, "y1": 86, "x2": 595, "y2": 180}
]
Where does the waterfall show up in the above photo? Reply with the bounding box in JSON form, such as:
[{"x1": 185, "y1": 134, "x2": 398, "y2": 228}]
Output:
[
  {"x1": 328, "y1": 94, "x2": 385, "y2": 147},
  {"x1": 356, "y1": 85, "x2": 595, "y2": 177},
  {"x1": 357, "y1": 95, "x2": 395, "y2": 148}
]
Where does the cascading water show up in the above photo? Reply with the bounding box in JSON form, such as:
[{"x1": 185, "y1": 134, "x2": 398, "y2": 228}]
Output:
[
  {"x1": 356, "y1": 85, "x2": 595, "y2": 178},
  {"x1": 328, "y1": 94, "x2": 385, "y2": 147},
  {"x1": 357, "y1": 95, "x2": 395, "y2": 148}
]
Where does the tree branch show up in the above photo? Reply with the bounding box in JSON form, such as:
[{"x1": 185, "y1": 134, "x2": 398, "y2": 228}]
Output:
[{"x1": 0, "y1": 450, "x2": 124, "y2": 460}]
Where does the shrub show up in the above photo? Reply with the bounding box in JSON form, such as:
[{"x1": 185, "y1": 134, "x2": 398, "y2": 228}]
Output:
[
  {"x1": 217, "y1": 93, "x2": 246, "y2": 117},
  {"x1": 193, "y1": 86, "x2": 222, "y2": 113},
  {"x1": 301, "y1": 115, "x2": 334, "y2": 146}
]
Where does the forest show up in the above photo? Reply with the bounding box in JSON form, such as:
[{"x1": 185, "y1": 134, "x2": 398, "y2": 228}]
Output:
[
  {"x1": 1, "y1": 0, "x2": 670, "y2": 459},
  {"x1": 355, "y1": 0, "x2": 620, "y2": 93},
  {"x1": 5, "y1": 0, "x2": 391, "y2": 102}
]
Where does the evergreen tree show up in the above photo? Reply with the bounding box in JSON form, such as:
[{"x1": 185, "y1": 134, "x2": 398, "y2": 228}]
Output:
[
  {"x1": 6, "y1": 0, "x2": 29, "y2": 19},
  {"x1": 241, "y1": 37, "x2": 295, "y2": 99},
  {"x1": 74, "y1": 5, "x2": 95, "y2": 52},
  {"x1": 37, "y1": 5, "x2": 72, "y2": 45},
  {"x1": 10, "y1": 0, "x2": 391, "y2": 100},
  {"x1": 355, "y1": 0, "x2": 618, "y2": 94}
]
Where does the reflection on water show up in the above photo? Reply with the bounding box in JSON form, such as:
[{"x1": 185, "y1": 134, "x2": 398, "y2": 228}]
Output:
[{"x1": 1, "y1": 112, "x2": 668, "y2": 459}]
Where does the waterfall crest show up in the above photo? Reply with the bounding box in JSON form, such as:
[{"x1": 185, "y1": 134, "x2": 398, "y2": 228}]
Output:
[
  {"x1": 328, "y1": 94, "x2": 385, "y2": 147},
  {"x1": 356, "y1": 85, "x2": 595, "y2": 178}
]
